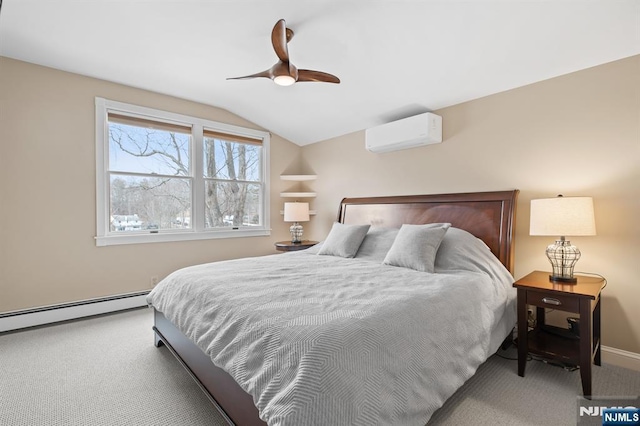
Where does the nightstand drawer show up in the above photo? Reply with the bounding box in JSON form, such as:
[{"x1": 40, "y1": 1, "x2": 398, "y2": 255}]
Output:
[{"x1": 526, "y1": 290, "x2": 579, "y2": 312}]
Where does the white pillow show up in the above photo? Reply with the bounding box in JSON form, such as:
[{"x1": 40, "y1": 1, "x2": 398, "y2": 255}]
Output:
[
  {"x1": 354, "y1": 227, "x2": 399, "y2": 262},
  {"x1": 317, "y1": 222, "x2": 371, "y2": 258},
  {"x1": 383, "y1": 223, "x2": 451, "y2": 272}
]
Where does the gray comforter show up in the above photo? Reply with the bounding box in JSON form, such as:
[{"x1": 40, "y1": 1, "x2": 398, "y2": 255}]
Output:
[{"x1": 147, "y1": 251, "x2": 514, "y2": 425}]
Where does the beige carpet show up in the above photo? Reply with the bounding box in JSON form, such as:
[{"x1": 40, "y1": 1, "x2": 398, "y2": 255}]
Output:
[
  {"x1": 0, "y1": 308, "x2": 225, "y2": 426},
  {"x1": 0, "y1": 307, "x2": 638, "y2": 425}
]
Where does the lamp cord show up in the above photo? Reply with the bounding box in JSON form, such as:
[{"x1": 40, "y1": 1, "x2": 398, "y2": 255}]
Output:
[{"x1": 574, "y1": 271, "x2": 607, "y2": 289}]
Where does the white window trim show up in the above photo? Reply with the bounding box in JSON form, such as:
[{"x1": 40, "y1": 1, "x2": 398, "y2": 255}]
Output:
[{"x1": 95, "y1": 97, "x2": 270, "y2": 246}]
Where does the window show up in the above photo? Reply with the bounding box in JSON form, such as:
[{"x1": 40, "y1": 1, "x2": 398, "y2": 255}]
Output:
[
  {"x1": 203, "y1": 130, "x2": 263, "y2": 228},
  {"x1": 95, "y1": 98, "x2": 270, "y2": 246}
]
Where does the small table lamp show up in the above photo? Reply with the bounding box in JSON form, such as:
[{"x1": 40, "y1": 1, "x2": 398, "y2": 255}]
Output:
[
  {"x1": 529, "y1": 195, "x2": 596, "y2": 283},
  {"x1": 284, "y1": 202, "x2": 310, "y2": 243}
]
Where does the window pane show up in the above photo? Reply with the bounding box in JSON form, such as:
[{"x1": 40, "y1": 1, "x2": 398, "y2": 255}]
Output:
[
  {"x1": 109, "y1": 122, "x2": 190, "y2": 176},
  {"x1": 203, "y1": 138, "x2": 261, "y2": 181},
  {"x1": 110, "y1": 175, "x2": 191, "y2": 232},
  {"x1": 204, "y1": 181, "x2": 261, "y2": 228}
]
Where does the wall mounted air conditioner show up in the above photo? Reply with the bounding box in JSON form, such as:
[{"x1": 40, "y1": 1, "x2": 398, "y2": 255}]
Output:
[{"x1": 365, "y1": 112, "x2": 442, "y2": 153}]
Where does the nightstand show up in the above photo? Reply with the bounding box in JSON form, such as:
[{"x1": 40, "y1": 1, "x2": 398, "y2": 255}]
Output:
[
  {"x1": 274, "y1": 240, "x2": 318, "y2": 252},
  {"x1": 513, "y1": 271, "x2": 605, "y2": 397}
]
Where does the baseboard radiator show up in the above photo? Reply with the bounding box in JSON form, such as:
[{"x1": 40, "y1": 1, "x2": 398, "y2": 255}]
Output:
[{"x1": 0, "y1": 291, "x2": 150, "y2": 333}]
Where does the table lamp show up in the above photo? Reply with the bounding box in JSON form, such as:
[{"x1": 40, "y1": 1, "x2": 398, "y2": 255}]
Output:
[
  {"x1": 284, "y1": 202, "x2": 310, "y2": 243},
  {"x1": 529, "y1": 195, "x2": 596, "y2": 283}
]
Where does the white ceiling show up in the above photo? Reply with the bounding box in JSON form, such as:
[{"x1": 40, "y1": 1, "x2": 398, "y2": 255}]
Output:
[{"x1": 1, "y1": 1, "x2": 638, "y2": 146}]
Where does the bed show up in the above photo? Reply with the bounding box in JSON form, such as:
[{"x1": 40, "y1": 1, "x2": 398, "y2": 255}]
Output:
[{"x1": 148, "y1": 190, "x2": 519, "y2": 426}]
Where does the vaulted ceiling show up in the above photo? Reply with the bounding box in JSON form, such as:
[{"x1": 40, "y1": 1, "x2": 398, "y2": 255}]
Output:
[{"x1": 1, "y1": 1, "x2": 638, "y2": 146}]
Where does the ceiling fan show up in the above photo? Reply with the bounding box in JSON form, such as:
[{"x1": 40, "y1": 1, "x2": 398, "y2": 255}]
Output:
[{"x1": 227, "y1": 19, "x2": 340, "y2": 86}]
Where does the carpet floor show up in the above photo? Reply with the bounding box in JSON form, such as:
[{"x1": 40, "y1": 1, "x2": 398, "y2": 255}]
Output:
[{"x1": 0, "y1": 307, "x2": 638, "y2": 425}]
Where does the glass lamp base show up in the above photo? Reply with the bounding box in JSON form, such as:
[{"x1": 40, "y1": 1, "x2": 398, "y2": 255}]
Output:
[
  {"x1": 289, "y1": 222, "x2": 303, "y2": 243},
  {"x1": 546, "y1": 238, "x2": 580, "y2": 284}
]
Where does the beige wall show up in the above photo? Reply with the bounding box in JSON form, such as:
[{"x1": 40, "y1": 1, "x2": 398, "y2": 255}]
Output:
[
  {"x1": 301, "y1": 55, "x2": 640, "y2": 353},
  {"x1": 0, "y1": 57, "x2": 301, "y2": 312},
  {"x1": 1, "y1": 55, "x2": 638, "y2": 354}
]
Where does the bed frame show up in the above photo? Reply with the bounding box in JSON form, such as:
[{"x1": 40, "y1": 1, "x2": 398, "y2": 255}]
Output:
[{"x1": 152, "y1": 190, "x2": 519, "y2": 425}]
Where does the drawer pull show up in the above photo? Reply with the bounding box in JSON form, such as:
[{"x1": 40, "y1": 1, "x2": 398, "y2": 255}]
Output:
[{"x1": 542, "y1": 297, "x2": 562, "y2": 306}]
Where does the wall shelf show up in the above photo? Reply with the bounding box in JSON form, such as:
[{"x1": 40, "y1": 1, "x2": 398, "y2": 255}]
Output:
[
  {"x1": 280, "y1": 174, "x2": 316, "y2": 222},
  {"x1": 280, "y1": 210, "x2": 317, "y2": 216},
  {"x1": 280, "y1": 192, "x2": 317, "y2": 198},
  {"x1": 280, "y1": 174, "x2": 317, "y2": 181}
]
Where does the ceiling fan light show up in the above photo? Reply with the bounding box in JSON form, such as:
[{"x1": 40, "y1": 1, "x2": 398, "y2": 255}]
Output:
[{"x1": 274, "y1": 75, "x2": 296, "y2": 86}]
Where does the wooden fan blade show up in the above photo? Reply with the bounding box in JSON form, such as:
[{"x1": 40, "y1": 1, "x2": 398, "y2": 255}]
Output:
[
  {"x1": 297, "y1": 69, "x2": 340, "y2": 84},
  {"x1": 226, "y1": 69, "x2": 273, "y2": 80},
  {"x1": 271, "y1": 19, "x2": 290, "y2": 62},
  {"x1": 271, "y1": 61, "x2": 297, "y2": 80}
]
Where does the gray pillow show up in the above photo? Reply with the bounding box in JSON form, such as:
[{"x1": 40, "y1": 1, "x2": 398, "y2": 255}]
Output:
[
  {"x1": 317, "y1": 222, "x2": 371, "y2": 258},
  {"x1": 354, "y1": 227, "x2": 399, "y2": 262},
  {"x1": 383, "y1": 223, "x2": 451, "y2": 272},
  {"x1": 434, "y1": 227, "x2": 514, "y2": 289},
  {"x1": 435, "y1": 227, "x2": 490, "y2": 271}
]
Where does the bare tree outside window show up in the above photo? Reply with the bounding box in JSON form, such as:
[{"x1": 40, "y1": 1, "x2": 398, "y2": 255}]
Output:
[
  {"x1": 204, "y1": 137, "x2": 261, "y2": 228},
  {"x1": 95, "y1": 98, "x2": 269, "y2": 246},
  {"x1": 108, "y1": 119, "x2": 262, "y2": 232}
]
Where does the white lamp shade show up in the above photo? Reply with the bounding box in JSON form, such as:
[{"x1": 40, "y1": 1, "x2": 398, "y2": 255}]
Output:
[
  {"x1": 530, "y1": 196, "x2": 596, "y2": 236},
  {"x1": 284, "y1": 202, "x2": 310, "y2": 222}
]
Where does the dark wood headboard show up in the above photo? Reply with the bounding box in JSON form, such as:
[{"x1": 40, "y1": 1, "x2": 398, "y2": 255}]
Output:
[{"x1": 337, "y1": 190, "x2": 519, "y2": 273}]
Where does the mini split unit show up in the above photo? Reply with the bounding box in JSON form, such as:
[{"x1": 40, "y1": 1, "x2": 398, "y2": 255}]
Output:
[{"x1": 365, "y1": 112, "x2": 443, "y2": 153}]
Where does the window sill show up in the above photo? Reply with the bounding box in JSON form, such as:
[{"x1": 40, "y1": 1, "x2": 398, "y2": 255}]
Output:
[{"x1": 95, "y1": 228, "x2": 271, "y2": 246}]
